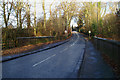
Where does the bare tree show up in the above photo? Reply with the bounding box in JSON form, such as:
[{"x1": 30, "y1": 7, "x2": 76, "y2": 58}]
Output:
[
  {"x1": 42, "y1": 0, "x2": 46, "y2": 31},
  {"x1": 58, "y1": 1, "x2": 77, "y2": 33},
  {"x1": 26, "y1": 0, "x2": 31, "y2": 28},
  {"x1": 34, "y1": 0, "x2": 36, "y2": 36},
  {"x1": 49, "y1": 0, "x2": 55, "y2": 36},
  {"x1": 2, "y1": 0, "x2": 13, "y2": 28}
]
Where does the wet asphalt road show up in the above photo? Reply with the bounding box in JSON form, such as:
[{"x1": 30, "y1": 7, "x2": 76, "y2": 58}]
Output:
[{"x1": 2, "y1": 32, "x2": 85, "y2": 78}]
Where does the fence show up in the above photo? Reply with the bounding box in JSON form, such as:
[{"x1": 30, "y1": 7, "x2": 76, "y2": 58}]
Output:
[
  {"x1": 2, "y1": 28, "x2": 34, "y2": 49},
  {"x1": 2, "y1": 28, "x2": 67, "y2": 49},
  {"x1": 92, "y1": 37, "x2": 120, "y2": 67},
  {"x1": 2, "y1": 36, "x2": 66, "y2": 50},
  {"x1": 17, "y1": 36, "x2": 55, "y2": 47}
]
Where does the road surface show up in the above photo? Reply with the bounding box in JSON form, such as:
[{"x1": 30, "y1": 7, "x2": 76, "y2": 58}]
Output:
[{"x1": 2, "y1": 32, "x2": 85, "y2": 78}]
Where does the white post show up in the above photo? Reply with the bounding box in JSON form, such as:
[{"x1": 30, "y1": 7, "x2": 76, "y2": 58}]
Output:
[{"x1": 89, "y1": 30, "x2": 91, "y2": 39}]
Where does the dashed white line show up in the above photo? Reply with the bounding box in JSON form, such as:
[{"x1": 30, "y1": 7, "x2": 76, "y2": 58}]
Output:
[
  {"x1": 60, "y1": 48, "x2": 68, "y2": 53},
  {"x1": 33, "y1": 33, "x2": 80, "y2": 67},
  {"x1": 33, "y1": 54, "x2": 56, "y2": 67},
  {"x1": 70, "y1": 33, "x2": 79, "y2": 47}
]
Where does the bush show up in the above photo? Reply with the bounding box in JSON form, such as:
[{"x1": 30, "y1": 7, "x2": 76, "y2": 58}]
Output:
[{"x1": 2, "y1": 28, "x2": 34, "y2": 49}]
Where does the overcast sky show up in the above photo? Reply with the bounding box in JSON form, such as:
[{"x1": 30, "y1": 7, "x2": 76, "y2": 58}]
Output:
[{"x1": 26, "y1": 0, "x2": 120, "y2": 27}]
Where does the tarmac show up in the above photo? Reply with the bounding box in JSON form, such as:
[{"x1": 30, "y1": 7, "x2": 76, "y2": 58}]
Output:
[{"x1": 79, "y1": 39, "x2": 117, "y2": 79}]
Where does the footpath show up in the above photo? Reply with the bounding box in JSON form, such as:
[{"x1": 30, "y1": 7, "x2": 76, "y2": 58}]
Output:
[{"x1": 78, "y1": 38, "x2": 117, "y2": 79}]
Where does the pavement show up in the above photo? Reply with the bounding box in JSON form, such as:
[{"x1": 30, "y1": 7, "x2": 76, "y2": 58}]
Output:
[
  {"x1": 79, "y1": 39, "x2": 116, "y2": 78},
  {"x1": 1, "y1": 32, "x2": 116, "y2": 79}
]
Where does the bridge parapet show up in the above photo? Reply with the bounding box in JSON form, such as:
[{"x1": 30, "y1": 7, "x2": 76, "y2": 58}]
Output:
[{"x1": 93, "y1": 37, "x2": 120, "y2": 69}]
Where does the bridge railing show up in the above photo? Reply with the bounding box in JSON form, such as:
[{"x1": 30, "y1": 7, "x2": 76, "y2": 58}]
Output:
[
  {"x1": 16, "y1": 36, "x2": 56, "y2": 46},
  {"x1": 16, "y1": 36, "x2": 55, "y2": 39},
  {"x1": 92, "y1": 36, "x2": 120, "y2": 67},
  {"x1": 2, "y1": 36, "x2": 64, "y2": 49}
]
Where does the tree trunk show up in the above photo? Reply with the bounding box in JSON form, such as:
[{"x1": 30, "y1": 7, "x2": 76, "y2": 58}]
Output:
[
  {"x1": 19, "y1": 8, "x2": 22, "y2": 28},
  {"x1": 34, "y1": 0, "x2": 36, "y2": 36},
  {"x1": 42, "y1": 0, "x2": 46, "y2": 31},
  {"x1": 27, "y1": 4, "x2": 31, "y2": 28},
  {"x1": 3, "y1": 0, "x2": 12, "y2": 28},
  {"x1": 17, "y1": 10, "x2": 19, "y2": 28}
]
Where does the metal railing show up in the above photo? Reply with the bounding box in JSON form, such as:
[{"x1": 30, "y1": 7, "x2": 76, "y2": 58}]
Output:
[
  {"x1": 2, "y1": 36, "x2": 56, "y2": 49},
  {"x1": 16, "y1": 36, "x2": 56, "y2": 48},
  {"x1": 17, "y1": 36, "x2": 55, "y2": 39}
]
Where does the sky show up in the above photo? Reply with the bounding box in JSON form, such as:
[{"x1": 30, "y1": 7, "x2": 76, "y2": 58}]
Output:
[
  {"x1": 28, "y1": 0, "x2": 120, "y2": 27},
  {"x1": 29, "y1": 0, "x2": 120, "y2": 27},
  {"x1": 0, "y1": 0, "x2": 120, "y2": 27}
]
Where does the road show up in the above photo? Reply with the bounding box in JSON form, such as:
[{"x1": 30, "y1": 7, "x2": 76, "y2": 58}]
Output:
[{"x1": 2, "y1": 32, "x2": 85, "y2": 78}]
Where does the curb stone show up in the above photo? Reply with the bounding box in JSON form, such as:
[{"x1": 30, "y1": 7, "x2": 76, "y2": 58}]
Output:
[{"x1": 1, "y1": 38, "x2": 71, "y2": 63}]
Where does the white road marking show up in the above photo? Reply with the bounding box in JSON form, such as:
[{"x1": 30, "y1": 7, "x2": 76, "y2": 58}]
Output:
[
  {"x1": 33, "y1": 33, "x2": 80, "y2": 67},
  {"x1": 70, "y1": 33, "x2": 79, "y2": 47},
  {"x1": 33, "y1": 54, "x2": 56, "y2": 67},
  {"x1": 60, "y1": 47, "x2": 68, "y2": 53},
  {"x1": 60, "y1": 33, "x2": 80, "y2": 53}
]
